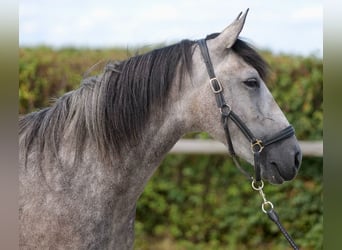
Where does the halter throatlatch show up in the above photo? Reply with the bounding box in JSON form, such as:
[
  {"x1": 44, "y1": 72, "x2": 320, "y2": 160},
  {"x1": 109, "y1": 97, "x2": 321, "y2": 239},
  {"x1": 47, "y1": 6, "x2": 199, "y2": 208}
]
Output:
[{"x1": 197, "y1": 39, "x2": 299, "y2": 250}]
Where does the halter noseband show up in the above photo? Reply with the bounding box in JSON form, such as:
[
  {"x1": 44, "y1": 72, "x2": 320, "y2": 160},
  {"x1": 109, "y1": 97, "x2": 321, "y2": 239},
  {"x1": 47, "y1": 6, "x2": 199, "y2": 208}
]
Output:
[{"x1": 197, "y1": 39, "x2": 295, "y2": 182}]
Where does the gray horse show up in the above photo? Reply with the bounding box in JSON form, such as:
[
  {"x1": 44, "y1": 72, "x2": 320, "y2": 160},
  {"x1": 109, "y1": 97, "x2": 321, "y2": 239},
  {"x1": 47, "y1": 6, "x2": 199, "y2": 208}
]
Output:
[{"x1": 19, "y1": 10, "x2": 301, "y2": 249}]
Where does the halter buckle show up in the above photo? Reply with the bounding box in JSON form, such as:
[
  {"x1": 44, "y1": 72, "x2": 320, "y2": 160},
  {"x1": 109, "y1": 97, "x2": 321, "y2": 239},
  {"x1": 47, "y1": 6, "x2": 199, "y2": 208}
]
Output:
[
  {"x1": 251, "y1": 139, "x2": 264, "y2": 153},
  {"x1": 209, "y1": 78, "x2": 223, "y2": 93}
]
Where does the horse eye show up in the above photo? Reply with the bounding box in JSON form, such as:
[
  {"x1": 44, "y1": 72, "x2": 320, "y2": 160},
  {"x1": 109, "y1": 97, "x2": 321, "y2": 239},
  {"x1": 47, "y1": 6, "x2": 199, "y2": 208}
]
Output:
[{"x1": 243, "y1": 78, "x2": 259, "y2": 89}]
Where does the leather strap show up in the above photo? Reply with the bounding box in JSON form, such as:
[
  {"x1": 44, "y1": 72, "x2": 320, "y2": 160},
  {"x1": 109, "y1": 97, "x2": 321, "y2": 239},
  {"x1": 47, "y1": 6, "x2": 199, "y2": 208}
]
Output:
[
  {"x1": 198, "y1": 39, "x2": 217, "y2": 80},
  {"x1": 267, "y1": 209, "x2": 299, "y2": 250},
  {"x1": 263, "y1": 125, "x2": 295, "y2": 147}
]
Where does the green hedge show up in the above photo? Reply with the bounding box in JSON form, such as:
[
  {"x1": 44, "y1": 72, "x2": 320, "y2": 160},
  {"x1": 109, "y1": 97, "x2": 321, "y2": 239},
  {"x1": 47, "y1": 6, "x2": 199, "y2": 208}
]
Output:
[
  {"x1": 135, "y1": 156, "x2": 322, "y2": 250},
  {"x1": 19, "y1": 46, "x2": 322, "y2": 249}
]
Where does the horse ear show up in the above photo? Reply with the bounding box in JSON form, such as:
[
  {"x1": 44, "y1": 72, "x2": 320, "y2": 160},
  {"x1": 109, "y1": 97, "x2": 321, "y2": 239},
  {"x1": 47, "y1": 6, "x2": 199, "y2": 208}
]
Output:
[{"x1": 212, "y1": 9, "x2": 249, "y2": 50}]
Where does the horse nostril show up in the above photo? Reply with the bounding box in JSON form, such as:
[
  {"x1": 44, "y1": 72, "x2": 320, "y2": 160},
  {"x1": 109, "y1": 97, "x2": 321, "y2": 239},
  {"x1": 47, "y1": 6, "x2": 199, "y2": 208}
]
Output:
[{"x1": 294, "y1": 151, "x2": 302, "y2": 169}]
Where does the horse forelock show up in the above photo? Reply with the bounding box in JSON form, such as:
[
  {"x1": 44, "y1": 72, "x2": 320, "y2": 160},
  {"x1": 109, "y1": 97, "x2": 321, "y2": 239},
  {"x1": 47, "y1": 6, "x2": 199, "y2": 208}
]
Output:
[{"x1": 19, "y1": 39, "x2": 196, "y2": 167}]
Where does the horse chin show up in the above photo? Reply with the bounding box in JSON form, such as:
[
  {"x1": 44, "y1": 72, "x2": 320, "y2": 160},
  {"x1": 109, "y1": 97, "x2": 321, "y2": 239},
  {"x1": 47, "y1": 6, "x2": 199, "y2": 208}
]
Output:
[{"x1": 262, "y1": 171, "x2": 285, "y2": 185}]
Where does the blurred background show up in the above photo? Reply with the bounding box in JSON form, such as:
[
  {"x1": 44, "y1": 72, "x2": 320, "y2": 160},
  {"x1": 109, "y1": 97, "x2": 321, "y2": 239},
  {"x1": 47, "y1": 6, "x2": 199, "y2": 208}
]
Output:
[
  {"x1": 19, "y1": 0, "x2": 322, "y2": 56},
  {"x1": 19, "y1": 0, "x2": 322, "y2": 249}
]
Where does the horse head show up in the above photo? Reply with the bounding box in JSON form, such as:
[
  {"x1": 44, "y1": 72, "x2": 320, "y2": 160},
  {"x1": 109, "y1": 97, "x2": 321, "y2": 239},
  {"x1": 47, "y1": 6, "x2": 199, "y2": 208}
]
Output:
[{"x1": 187, "y1": 10, "x2": 302, "y2": 184}]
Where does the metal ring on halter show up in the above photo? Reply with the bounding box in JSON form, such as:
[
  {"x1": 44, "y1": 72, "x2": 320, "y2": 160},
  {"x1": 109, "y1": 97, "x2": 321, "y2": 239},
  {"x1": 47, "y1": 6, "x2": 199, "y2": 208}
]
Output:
[
  {"x1": 251, "y1": 179, "x2": 264, "y2": 191},
  {"x1": 262, "y1": 201, "x2": 274, "y2": 213},
  {"x1": 220, "y1": 104, "x2": 232, "y2": 117},
  {"x1": 251, "y1": 139, "x2": 264, "y2": 153}
]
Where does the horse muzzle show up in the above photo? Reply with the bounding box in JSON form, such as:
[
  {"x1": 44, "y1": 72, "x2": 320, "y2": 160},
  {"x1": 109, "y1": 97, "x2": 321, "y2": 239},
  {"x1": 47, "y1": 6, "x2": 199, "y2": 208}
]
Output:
[{"x1": 260, "y1": 139, "x2": 302, "y2": 184}]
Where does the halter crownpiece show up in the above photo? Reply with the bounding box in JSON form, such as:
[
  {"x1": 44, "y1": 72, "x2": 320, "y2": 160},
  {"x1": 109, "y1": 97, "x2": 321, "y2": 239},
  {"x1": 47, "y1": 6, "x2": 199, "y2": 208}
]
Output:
[{"x1": 197, "y1": 39, "x2": 299, "y2": 250}]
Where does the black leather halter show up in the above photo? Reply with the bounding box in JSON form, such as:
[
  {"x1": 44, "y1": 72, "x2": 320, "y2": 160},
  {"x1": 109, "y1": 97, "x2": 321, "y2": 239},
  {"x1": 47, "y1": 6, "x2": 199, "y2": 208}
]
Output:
[
  {"x1": 197, "y1": 39, "x2": 299, "y2": 250},
  {"x1": 197, "y1": 39, "x2": 295, "y2": 182}
]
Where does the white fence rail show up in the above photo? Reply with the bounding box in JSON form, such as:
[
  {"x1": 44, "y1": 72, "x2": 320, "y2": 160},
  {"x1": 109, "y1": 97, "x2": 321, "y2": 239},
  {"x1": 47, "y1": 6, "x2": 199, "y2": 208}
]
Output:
[{"x1": 169, "y1": 139, "x2": 323, "y2": 157}]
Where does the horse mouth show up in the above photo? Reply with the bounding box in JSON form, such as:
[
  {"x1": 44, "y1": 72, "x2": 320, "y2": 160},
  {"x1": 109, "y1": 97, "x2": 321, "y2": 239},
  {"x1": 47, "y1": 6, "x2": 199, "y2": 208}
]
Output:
[
  {"x1": 264, "y1": 171, "x2": 284, "y2": 184},
  {"x1": 262, "y1": 162, "x2": 297, "y2": 185}
]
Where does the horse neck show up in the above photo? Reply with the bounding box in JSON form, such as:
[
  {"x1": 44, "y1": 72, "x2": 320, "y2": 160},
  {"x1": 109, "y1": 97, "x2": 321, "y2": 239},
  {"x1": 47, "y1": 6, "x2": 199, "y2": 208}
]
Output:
[{"x1": 118, "y1": 81, "x2": 190, "y2": 196}]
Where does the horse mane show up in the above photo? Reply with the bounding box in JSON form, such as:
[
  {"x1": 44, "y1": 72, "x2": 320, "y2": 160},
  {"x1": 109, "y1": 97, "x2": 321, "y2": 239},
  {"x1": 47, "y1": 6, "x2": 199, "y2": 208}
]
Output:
[
  {"x1": 19, "y1": 39, "x2": 196, "y2": 165},
  {"x1": 19, "y1": 36, "x2": 268, "y2": 166}
]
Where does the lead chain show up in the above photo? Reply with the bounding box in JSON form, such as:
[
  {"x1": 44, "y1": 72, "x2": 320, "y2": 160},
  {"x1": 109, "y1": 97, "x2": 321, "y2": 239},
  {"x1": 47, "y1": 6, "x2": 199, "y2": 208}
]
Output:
[{"x1": 251, "y1": 180, "x2": 274, "y2": 213}]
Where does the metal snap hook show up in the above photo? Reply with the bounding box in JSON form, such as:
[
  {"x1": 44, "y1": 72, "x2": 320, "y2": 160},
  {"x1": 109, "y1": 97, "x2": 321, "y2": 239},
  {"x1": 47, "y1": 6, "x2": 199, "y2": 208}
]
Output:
[
  {"x1": 262, "y1": 201, "x2": 274, "y2": 213},
  {"x1": 252, "y1": 179, "x2": 264, "y2": 191}
]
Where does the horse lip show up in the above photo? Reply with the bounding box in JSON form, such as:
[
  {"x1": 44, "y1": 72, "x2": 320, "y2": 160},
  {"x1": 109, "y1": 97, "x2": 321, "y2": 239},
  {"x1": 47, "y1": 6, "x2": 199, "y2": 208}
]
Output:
[
  {"x1": 265, "y1": 172, "x2": 284, "y2": 185},
  {"x1": 261, "y1": 164, "x2": 285, "y2": 185},
  {"x1": 272, "y1": 174, "x2": 285, "y2": 184}
]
